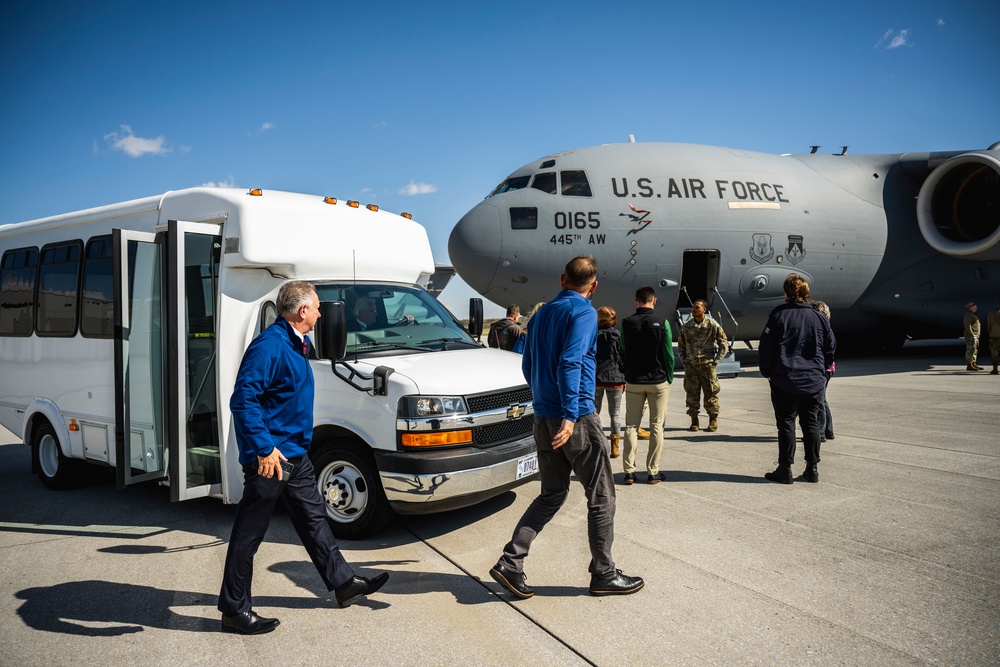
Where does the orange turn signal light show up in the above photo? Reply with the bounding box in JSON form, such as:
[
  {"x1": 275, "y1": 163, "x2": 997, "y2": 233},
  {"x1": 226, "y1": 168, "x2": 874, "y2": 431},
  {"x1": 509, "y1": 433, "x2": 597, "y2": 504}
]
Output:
[
  {"x1": 347, "y1": 200, "x2": 360, "y2": 208},
  {"x1": 366, "y1": 204, "x2": 378, "y2": 212},
  {"x1": 401, "y1": 430, "x2": 473, "y2": 448},
  {"x1": 401, "y1": 212, "x2": 412, "y2": 219},
  {"x1": 248, "y1": 188, "x2": 263, "y2": 196},
  {"x1": 323, "y1": 197, "x2": 337, "y2": 205}
]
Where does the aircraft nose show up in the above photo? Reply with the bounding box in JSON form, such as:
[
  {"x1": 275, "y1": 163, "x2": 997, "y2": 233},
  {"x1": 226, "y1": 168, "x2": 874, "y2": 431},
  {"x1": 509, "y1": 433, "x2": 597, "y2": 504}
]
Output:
[{"x1": 448, "y1": 202, "x2": 501, "y2": 293}]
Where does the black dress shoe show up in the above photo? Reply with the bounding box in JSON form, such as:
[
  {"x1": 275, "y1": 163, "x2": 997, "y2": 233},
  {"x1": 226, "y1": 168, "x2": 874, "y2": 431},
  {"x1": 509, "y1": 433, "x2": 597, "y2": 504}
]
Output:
[
  {"x1": 335, "y1": 572, "x2": 390, "y2": 608},
  {"x1": 623, "y1": 473, "x2": 635, "y2": 485},
  {"x1": 590, "y1": 569, "x2": 644, "y2": 596},
  {"x1": 489, "y1": 561, "x2": 534, "y2": 599},
  {"x1": 647, "y1": 472, "x2": 665, "y2": 484},
  {"x1": 221, "y1": 610, "x2": 280, "y2": 635}
]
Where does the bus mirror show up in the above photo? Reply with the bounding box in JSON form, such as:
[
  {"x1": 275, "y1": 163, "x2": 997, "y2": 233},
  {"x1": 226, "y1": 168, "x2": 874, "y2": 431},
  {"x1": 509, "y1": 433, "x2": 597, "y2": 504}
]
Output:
[
  {"x1": 316, "y1": 301, "x2": 347, "y2": 362},
  {"x1": 468, "y1": 298, "x2": 483, "y2": 341}
]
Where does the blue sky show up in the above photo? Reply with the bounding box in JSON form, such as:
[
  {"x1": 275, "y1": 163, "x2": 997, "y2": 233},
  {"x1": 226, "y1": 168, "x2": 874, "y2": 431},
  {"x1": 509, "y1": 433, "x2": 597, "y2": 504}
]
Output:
[{"x1": 2, "y1": 0, "x2": 997, "y2": 317}]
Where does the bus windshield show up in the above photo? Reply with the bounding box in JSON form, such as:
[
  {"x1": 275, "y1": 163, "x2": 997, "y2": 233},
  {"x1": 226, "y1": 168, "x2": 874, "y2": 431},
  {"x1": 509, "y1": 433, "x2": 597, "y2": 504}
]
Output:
[{"x1": 314, "y1": 283, "x2": 477, "y2": 353}]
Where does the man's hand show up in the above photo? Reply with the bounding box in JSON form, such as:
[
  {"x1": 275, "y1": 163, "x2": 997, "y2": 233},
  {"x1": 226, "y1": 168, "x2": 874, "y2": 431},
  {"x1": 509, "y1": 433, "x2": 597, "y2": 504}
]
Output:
[
  {"x1": 551, "y1": 419, "x2": 575, "y2": 450},
  {"x1": 258, "y1": 448, "x2": 288, "y2": 480}
]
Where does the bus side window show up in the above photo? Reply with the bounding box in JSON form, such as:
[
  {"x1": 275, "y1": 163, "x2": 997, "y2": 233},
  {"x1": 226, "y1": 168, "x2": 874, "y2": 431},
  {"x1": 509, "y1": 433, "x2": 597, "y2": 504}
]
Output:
[
  {"x1": 81, "y1": 236, "x2": 114, "y2": 338},
  {"x1": 0, "y1": 246, "x2": 38, "y2": 336},
  {"x1": 36, "y1": 241, "x2": 83, "y2": 337}
]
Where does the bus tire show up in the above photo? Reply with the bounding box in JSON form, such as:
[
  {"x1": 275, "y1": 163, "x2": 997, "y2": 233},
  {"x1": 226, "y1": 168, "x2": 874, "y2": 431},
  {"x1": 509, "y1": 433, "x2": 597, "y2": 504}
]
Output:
[
  {"x1": 310, "y1": 444, "x2": 393, "y2": 539},
  {"x1": 32, "y1": 421, "x2": 77, "y2": 490}
]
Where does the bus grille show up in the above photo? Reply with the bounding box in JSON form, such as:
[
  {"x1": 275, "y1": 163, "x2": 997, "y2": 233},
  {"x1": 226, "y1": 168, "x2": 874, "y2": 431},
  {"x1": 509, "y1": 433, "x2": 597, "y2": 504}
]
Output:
[
  {"x1": 467, "y1": 386, "x2": 533, "y2": 413},
  {"x1": 474, "y1": 415, "x2": 534, "y2": 446}
]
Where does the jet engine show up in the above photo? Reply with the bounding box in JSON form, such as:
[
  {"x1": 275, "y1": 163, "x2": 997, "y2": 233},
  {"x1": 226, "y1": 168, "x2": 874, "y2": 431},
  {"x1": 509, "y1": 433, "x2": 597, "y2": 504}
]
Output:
[{"x1": 916, "y1": 151, "x2": 1000, "y2": 260}]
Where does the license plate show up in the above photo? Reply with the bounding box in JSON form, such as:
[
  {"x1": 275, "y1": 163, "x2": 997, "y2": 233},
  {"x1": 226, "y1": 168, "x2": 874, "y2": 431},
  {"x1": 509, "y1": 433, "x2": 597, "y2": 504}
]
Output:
[{"x1": 516, "y1": 452, "x2": 538, "y2": 479}]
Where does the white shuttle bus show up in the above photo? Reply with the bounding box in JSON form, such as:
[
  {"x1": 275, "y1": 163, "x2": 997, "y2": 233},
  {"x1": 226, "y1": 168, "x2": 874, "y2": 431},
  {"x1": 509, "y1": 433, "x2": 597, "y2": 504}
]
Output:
[{"x1": 0, "y1": 188, "x2": 537, "y2": 537}]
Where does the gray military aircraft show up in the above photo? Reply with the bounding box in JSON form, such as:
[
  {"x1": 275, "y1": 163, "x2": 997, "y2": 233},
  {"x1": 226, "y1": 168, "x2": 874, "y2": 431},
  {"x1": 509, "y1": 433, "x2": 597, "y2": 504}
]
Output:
[{"x1": 448, "y1": 140, "x2": 1000, "y2": 350}]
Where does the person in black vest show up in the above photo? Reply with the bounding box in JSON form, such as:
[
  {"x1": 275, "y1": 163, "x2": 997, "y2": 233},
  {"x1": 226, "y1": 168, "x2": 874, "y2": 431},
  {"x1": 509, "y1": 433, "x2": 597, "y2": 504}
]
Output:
[
  {"x1": 487, "y1": 304, "x2": 521, "y2": 351},
  {"x1": 620, "y1": 286, "x2": 675, "y2": 485}
]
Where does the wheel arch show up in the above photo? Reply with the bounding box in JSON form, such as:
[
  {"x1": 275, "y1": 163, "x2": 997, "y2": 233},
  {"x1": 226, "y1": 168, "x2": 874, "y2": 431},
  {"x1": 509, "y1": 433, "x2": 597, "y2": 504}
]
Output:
[{"x1": 23, "y1": 400, "x2": 71, "y2": 473}]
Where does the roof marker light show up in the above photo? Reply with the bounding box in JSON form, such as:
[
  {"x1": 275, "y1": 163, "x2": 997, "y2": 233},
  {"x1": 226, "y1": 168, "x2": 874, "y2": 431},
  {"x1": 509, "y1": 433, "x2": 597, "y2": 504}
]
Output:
[
  {"x1": 323, "y1": 197, "x2": 338, "y2": 205},
  {"x1": 248, "y1": 188, "x2": 263, "y2": 196},
  {"x1": 401, "y1": 212, "x2": 412, "y2": 219},
  {"x1": 366, "y1": 204, "x2": 378, "y2": 212},
  {"x1": 347, "y1": 200, "x2": 360, "y2": 208}
]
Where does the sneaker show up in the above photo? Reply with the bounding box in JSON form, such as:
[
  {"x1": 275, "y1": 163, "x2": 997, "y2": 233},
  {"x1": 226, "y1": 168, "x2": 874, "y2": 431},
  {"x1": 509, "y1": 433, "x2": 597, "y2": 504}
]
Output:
[
  {"x1": 764, "y1": 465, "x2": 793, "y2": 484},
  {"x1": 590, "y1": 569, "x2": 645, "y2": 596},
  {"x1": 623, "y1": 472, "x2": 636, "y2": 485},
  {"x1": 489, "y1": 562, "x2": 534, "y2": 599}
]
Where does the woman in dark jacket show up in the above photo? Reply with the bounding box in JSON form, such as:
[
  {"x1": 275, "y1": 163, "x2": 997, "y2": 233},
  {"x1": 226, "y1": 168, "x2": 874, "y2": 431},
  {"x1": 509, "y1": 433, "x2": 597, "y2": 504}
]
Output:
[{"x1": 594, "y1": 306, "x2": 626, "y2": 458}]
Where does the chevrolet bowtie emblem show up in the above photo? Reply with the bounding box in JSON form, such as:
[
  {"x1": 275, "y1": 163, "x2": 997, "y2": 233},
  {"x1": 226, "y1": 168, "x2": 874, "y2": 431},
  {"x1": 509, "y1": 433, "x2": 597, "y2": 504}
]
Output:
[{"x1": 506, "y1": 404, "x2": 525, "y2": 419}]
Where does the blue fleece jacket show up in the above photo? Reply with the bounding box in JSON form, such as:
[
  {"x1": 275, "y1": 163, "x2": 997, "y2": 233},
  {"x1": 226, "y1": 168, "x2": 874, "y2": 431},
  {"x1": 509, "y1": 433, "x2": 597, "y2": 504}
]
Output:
[
  {"x1": 521, "y1": 289, "x2": 597, "y2": 421},
  {"x1": 759, "y1": 301, "x2": 836, "y2": 395},
  {"x1": 230, "y1": 317, "x2": 315, "y2": 465}
]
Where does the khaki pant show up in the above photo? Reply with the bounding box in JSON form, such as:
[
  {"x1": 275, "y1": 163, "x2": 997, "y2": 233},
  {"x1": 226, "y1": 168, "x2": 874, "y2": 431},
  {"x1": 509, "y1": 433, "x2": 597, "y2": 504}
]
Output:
[
  {"x1": 965, "y1": 336, "x2": 979, "y2": 364},
  {"x1": 623, "y1": 380, "x2": 671, "y2": 474}
]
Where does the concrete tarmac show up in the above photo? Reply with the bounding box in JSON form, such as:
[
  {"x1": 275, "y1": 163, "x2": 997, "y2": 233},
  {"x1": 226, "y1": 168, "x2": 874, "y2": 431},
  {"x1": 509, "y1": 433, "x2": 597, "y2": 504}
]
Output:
[{"x1": 1, "y1": 342, "x2": 998, "y2": 666}]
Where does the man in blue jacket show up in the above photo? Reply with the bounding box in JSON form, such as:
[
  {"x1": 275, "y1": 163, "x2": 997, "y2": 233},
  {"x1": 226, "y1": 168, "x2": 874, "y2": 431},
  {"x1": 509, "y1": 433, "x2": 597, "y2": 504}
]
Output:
[
  {"x1": 219, "y1": 280, "x2": 388, "y2": 634},
  {"x1": 489, "y1": 256, "x2": 644, "y2": 599},
  {"x1": 759, "y1": 274, "x2": 836, "y2": 484}
]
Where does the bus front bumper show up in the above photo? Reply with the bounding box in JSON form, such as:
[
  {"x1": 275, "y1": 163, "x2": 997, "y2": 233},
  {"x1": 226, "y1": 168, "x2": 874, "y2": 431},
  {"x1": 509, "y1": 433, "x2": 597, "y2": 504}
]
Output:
[{"x1": 374, "y1": 435, "x2": 538, "y2": 515}]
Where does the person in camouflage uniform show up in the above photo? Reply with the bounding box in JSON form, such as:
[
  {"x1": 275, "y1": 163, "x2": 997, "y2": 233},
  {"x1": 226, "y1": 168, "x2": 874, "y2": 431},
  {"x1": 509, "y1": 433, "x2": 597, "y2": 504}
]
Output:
[
  {"x1": 677, "y1": 299, "x2": 729, "y2": 432},
  {"x1": 963, "y1": 302, "x2": 982, "y2": 371},
  {"x1": 988, "y1": 300, "x2": 1000, "y2": 375}
]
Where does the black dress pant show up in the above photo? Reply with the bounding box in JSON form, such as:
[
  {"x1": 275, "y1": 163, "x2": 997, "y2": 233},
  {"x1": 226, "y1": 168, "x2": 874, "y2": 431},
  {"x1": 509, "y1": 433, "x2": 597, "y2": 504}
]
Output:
[
  {"x1": 218, "y1": 454, "x2": 354, "y2": 615},
  {"x1": 769, "y1": 385, "x2": 823, "y2": 468}
]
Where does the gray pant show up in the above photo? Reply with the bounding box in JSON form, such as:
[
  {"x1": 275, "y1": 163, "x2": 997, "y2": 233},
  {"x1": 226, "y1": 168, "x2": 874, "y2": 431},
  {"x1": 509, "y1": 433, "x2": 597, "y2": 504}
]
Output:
[{"x1": 498, "y1": 412, "x2": 617, "y2": 578}]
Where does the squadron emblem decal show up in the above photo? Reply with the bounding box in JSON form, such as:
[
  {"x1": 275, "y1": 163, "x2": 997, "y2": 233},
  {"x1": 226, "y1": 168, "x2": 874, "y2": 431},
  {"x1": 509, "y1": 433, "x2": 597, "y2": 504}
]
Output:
[
  {"x1": 750, "y1": 233, "x2": 774, "y2": 264},
  {"x1": 786, "y1": 234, "x2": 805, "y2": 265}
]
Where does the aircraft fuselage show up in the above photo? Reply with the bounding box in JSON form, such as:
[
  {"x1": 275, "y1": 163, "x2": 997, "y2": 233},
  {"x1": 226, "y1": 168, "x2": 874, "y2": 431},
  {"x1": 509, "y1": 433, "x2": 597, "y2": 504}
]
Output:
[{"x1": 449, "y1": 142, "x2": 1000, "y2": 347}]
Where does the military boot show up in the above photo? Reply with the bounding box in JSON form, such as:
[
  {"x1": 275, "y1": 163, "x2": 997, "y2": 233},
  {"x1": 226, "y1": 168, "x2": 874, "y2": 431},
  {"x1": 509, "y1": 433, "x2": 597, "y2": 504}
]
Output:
[
  {"x1": 610, "y1": 434, "x2": 620, "y2": 458},
  {"x1": 992, "y1": 364, "x2": 999, "y2": 375},
  {"x1": 688, "y1": 416, "x2": 699, "y2": 432},
  {"x1": 707, "y1": 415, "x2": 718, "y2": 432},
  {"x1": 799, "y1": 463, "x2": 818, "y2": 483},
  {"x1": 967, "y1": 363, "x2": 980, "y2": 371},
  {"x1": 764, "y1": 465, "x2": 793, "y2": 484}
]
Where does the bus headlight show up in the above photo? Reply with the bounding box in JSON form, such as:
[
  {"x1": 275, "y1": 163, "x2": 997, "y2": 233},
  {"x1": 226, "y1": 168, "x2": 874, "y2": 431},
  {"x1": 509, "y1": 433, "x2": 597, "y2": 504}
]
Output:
[{"x1": 401, "y1": 396, "x2": 468, "y2": 418}]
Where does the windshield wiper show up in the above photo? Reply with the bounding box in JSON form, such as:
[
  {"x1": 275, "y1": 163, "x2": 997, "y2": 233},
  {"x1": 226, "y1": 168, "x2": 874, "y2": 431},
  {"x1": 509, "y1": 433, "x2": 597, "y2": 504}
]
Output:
[{"x1": 354, "y1": 341, "x2": 435, "y2": 353}]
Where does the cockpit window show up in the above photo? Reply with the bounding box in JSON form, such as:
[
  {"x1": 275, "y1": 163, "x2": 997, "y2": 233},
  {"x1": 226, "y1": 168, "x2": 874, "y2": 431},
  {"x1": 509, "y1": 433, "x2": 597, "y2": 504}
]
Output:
[
  {"x1": 561, "y1": 170, "x2": 592, "y2": 197},
  {"x1": 489, "y1": 176, "x2": 530, "y2": 197},
  {"x1": 530, "y1": 172, "x2": 557, "y2": 194},
  {"x1": 510, "y1": 207, "x2": 537, "y2": 230}
]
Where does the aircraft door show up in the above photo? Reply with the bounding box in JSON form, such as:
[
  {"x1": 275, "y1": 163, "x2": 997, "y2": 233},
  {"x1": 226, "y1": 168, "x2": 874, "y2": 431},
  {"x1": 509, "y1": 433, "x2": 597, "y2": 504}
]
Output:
[{"x1": 678, "y1": 250, "x2": 721, "y2": 309}]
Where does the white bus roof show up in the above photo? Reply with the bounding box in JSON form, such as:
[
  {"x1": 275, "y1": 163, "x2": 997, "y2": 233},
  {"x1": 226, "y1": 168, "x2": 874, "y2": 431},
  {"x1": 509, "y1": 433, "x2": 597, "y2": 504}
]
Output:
[{"x1": 1, "y1": 188, "x2": 435, "y2": 284}]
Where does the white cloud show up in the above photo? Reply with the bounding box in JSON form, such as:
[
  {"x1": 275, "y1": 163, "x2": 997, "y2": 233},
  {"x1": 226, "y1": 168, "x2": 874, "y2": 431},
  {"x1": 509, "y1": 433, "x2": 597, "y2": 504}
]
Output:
[
  {"x1": 103, "y1": 125, "x2": 171, "y2": 157},
  {"x1": 259, "y1": 122, "x2": 276, "y2": 132},
  {"x1": 937, "y1": 17, "x2": 945, "y2": 27},
  {"x1": 202, "y1": 176, "x2": 237, "y2": 188},
  {"x1": 888, "y1": 29, "x2": 911, "y2": 48},
  {"x1": 876, "y1": 28, "x2": 912, "y2": 50},
  {"x1": 399, "y1": 181, "x2": 437, "y2": 196}
]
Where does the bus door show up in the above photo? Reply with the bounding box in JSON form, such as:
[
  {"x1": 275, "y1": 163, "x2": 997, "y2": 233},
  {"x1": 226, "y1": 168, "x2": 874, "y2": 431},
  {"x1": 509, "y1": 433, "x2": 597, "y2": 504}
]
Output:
[{"x1": 114, "y1": 222, "x2": 223, "y2": 501}]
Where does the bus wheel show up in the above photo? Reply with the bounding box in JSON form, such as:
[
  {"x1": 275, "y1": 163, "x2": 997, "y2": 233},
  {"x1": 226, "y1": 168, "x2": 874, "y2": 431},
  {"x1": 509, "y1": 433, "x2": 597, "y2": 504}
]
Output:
[
  {"x1": 311, "y1": 445, "x2": 393, "y2": 539},
  {"x1": 33, "y1": 422, "x2": 77, "y2": 490}
]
